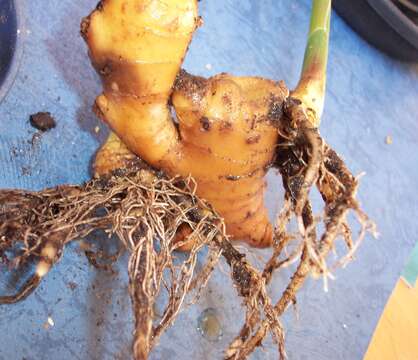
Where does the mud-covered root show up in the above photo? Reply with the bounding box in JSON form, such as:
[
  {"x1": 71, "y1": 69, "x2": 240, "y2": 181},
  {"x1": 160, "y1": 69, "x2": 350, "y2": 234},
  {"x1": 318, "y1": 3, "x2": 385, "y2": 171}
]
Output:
[
  {"x1": 223, "y1": 182, "x2": 370, "y2": 359},
  {"x1": 0, "y1": 162, "x2": 226, "y2": 358},
  {"x1": 222, "y1": 99, "x2": 375, "y2": 359},
  {"x1": 211, "y1": 234, "x2": 286, "y2": 360},
  {"x1": 0, "y1": 188, "x2": 79, "y2": 304},
  {"x1": 276, "y1": 97, "x2": 376, "y2": 278},
  {"x1": 124, "y1": 186, "x2": 224, "y2": 359}
]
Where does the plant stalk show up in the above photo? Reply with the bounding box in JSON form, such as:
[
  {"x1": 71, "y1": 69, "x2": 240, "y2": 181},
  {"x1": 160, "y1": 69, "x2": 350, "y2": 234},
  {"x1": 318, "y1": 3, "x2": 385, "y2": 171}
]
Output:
[{"x1": 292, "y1": 0, "x2": 331, "y2": 127}]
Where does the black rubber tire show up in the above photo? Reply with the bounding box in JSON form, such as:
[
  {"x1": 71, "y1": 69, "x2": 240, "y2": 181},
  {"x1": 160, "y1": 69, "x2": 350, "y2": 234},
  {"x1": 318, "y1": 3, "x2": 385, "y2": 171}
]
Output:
[{"x1": 333, "y1": 0, "x2": 418, "y2": 62}]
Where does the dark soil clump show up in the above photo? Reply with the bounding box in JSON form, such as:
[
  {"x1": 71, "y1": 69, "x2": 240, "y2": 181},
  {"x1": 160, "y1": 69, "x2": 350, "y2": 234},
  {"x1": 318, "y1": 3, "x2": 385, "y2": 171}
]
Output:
[{"x1": 29, "y1": 112, "x2": 56, "y2": 131}]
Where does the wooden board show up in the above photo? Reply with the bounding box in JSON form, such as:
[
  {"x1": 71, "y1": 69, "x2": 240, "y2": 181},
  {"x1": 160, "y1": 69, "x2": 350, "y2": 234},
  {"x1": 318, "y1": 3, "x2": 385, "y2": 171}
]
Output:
[{"x1": 364, "y1": 278, "x2": 418, "y2": 360}]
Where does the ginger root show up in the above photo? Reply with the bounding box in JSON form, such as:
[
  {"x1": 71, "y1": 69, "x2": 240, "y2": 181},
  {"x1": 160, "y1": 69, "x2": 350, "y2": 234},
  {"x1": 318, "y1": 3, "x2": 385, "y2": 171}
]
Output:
[
  {"x1": 81, "y1": 0, "x2": 289, "y2": 247},
  {"x1": 0, "y1": 2, "x2": 375, "y2": 359}
]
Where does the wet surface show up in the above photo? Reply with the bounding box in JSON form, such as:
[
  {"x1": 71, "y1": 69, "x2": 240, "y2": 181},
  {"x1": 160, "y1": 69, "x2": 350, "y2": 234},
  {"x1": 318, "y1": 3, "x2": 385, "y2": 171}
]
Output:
[
  {"x1": 0, "y1": 0, "x2": 418, "y2": 359},
  {"x1": 197, "y1": 308, "x2": 223, "y2": 342}
]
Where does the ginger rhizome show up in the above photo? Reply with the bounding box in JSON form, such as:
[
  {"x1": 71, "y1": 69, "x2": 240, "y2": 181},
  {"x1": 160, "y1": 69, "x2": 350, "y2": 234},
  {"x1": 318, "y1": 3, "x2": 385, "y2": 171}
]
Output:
[
  {"x1": 82, "y1": 0, "x2": 289, "y2": 247},
  {"x1": 0, "y1": 1, "x2": 375, "y2": 360}
]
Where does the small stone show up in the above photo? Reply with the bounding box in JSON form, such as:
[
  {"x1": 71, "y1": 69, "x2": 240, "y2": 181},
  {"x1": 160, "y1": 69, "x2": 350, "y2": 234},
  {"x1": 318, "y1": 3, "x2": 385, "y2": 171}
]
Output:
[
  {"x1": 385, "y1": 135, "x2": 393, "y2": 145},
  {"x1": 94, "y1": 126, "x2": 100, "y2": 134},
  {"x1": 48, "y1": 317, "x2": 54, "y2": 327},
  {"x1": 29, "y1": 112, "x2": 56, "y2": 132},
  {"x1": 44, "y1": 316, "x2": 55, "y2": 329}
]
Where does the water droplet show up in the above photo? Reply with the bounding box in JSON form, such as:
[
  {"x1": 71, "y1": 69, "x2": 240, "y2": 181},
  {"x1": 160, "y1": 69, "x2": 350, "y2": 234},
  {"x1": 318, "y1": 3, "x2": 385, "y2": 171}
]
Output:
[{"x1": 197, "y1": 308, "x2": 223, "y2": 342}]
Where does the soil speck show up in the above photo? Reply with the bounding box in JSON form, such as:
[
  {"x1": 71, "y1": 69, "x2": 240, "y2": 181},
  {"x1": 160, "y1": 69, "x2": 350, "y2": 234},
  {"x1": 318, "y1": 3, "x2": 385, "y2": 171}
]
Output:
[
  {"x1": 68, "y1": 282, "x2": 77, "y2": 291},
  {"x1": 29, "y1": 112, "x2": 56, "y2": 132}
]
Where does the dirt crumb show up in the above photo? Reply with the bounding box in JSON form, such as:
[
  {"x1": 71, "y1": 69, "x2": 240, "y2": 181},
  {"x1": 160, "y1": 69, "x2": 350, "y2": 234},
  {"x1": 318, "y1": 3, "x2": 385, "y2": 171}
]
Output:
[
  {"x1": 246, "y1": 135, "x2": 260, "y2": 144},
  {"x1": 29, "y1": 112, "x2": 56, "y2": 131},
  {"x1": 67, "y1": 282, "x2": 77, "y2": 291}
]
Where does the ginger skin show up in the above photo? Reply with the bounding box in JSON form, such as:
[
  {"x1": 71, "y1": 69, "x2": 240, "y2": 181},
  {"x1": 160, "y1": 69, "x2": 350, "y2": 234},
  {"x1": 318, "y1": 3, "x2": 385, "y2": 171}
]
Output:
[{"x1": 82, "y1": 0, "x2": 289, "y2": 247}]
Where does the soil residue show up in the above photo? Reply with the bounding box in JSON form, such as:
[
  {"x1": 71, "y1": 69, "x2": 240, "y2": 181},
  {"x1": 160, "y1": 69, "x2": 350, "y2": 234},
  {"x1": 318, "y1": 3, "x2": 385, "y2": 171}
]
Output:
[{"x1": 29, "y1": 112, "x2": 56, "y2": 131}]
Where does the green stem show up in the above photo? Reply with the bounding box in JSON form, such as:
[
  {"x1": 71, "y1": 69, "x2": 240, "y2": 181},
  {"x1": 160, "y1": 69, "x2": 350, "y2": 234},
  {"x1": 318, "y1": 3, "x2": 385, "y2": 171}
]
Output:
[{"x1": 292, "y1": 0, "x2": 331, "y2": 127}]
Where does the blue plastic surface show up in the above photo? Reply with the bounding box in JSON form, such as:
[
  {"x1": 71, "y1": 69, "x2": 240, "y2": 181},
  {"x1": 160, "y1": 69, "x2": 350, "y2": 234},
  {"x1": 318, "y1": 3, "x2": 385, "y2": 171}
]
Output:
[{"x1": 1, "y1": 1, "x2": 418, "y2": 359}]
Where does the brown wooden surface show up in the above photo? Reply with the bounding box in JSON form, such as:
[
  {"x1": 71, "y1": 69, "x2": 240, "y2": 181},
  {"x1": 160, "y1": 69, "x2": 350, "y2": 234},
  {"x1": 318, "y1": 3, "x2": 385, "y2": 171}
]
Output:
[{"x1": 364, "y1": 278, "x2": 418, "y2": 360}]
